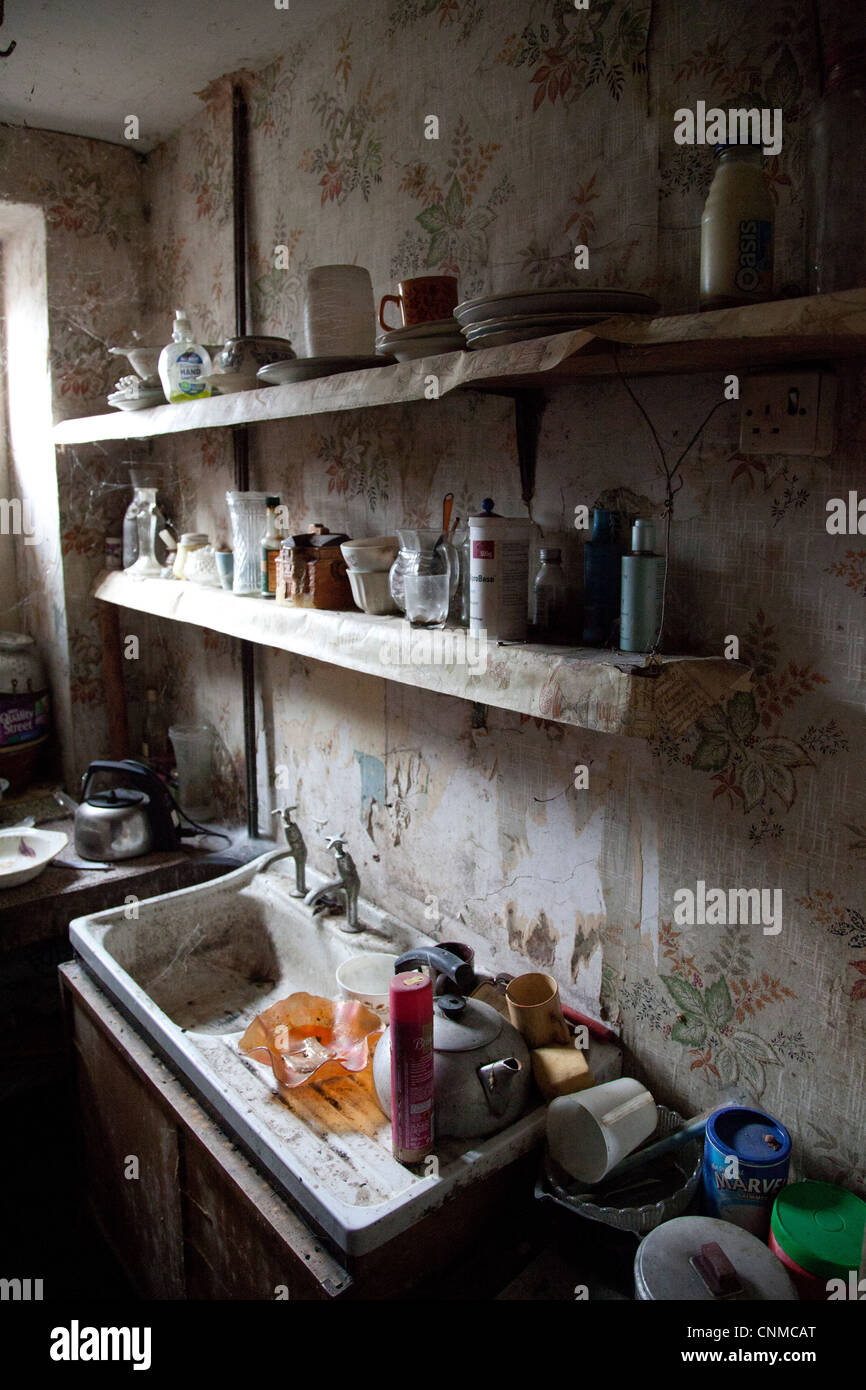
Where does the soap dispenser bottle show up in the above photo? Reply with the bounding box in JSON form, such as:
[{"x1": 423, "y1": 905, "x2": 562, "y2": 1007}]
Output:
[
  {"x1": 620, "y1": 519, "x2": 665, "y2": 653},
  {"x1": 158, "y1": 309, "x2": 212, "y2": 403}
]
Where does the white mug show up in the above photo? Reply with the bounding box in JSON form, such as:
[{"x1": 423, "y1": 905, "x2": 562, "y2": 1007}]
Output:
[{"x1": 546, "y1": 1077, "x2": 657, "y2": 1184}]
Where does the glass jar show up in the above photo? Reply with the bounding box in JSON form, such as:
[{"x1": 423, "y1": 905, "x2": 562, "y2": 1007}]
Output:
[
  {"x1": 532, "y1": 547, "x2": 568, "y2": 642},
  {"x1": 700, "y1": 145, "x2": 774, "y2": 309},
  {"x1": 808, "y1": 44, "x2": 866, "y2": 293}
]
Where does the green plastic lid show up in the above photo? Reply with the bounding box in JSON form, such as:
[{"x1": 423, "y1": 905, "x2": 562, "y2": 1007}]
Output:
[{"x1": 771, "y1": 1181, "x2": 866, "y2": 1279}]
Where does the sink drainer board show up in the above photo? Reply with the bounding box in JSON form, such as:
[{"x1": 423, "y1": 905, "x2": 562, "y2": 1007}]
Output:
[{"x1": 70, "y1": 853, "x2": 545, "y2": 1255}]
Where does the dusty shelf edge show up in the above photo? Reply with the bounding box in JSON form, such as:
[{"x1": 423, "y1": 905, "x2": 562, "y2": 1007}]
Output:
[
  {"x1": 93, "y1": 571, "x2": 751, "y2": 740},
  {"x1": 54, "y1": 290, "x2": 866, "y2": 446}
]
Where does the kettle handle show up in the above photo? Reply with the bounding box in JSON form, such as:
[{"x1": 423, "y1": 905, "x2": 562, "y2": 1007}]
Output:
[
  {"x1": 394, "y1": 946, "x2": 476, "y2": 995},
  {"x1": 80, "y1": 759, "x2": 142, "y2": 800}
]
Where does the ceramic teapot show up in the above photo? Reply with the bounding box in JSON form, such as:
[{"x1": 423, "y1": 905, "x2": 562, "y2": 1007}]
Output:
[{"x1": 373, "y1": 949, "x2": 532, "y2": 1140}]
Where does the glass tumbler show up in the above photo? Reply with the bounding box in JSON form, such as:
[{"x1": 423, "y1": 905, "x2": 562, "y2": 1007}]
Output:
[
  {"x1": 404, "y1": 572, "x2": 450, "y2": 628},
  {"x1": 169, "y1": 723, "x2": 216, "y2": 821},
  {"x1": 389, "y1": 527, "x2": 455, "y2": 613},
  {"x1": 226, "y1": 491, "x2": 269, "y2": 595}
]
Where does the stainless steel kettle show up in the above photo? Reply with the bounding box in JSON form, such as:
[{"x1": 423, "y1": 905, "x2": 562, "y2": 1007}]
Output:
[
  {"x1": 73, "y1": 787, "x2": 154, "y2": 862},
  {"x1": 373, "y1": 987, "x2": 532, "y2": 1140}
]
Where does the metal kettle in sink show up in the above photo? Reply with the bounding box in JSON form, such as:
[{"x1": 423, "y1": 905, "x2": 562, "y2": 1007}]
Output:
[{"x1": 373, "y1": 947, "x2": 532, "y2": 1140}]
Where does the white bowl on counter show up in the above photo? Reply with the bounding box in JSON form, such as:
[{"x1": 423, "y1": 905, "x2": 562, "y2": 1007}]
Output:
[{"x1": 0, "y1": 828, "x2": 68, "y2": 888}]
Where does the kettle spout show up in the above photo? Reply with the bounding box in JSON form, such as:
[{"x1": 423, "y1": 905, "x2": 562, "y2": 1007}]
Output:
[{"x1": 477, "y1": 1057, "x2": 523, "y2": 1118}]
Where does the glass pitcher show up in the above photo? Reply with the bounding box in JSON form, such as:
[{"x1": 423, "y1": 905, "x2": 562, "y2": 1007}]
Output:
[{"x1": 388, "y1": 528, "x2": 456, "y2": 614}]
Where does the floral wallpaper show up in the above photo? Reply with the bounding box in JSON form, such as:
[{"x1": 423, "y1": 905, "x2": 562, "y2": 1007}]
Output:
[
  {"x1": 0, "y1": 125, "x2": 144, "y2": 780},
  {"x1": 1, "y1": 0, "x2": 863, "y2": 1191},
  {"x1": 137, "y1": 0, "x2": 864, "y2": 1191}
]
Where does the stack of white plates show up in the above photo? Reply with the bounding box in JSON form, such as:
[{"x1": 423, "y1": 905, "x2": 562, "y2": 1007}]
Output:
[
  {"x1": 455, "y1": 289, "x2": 659, "y2": 350},
  {"x1": 376, "y1": 317, "x2": 465, "y2": 362}
]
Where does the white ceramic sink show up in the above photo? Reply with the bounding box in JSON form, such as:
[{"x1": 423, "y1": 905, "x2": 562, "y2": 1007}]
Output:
[{"x1": 69, "y1": 852, "x2": 546, "y2": 1256}]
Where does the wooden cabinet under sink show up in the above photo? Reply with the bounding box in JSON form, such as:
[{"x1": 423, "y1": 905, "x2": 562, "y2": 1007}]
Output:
[{"x1": 60, "y1": 961, "x2": 539, "y2": 1300}]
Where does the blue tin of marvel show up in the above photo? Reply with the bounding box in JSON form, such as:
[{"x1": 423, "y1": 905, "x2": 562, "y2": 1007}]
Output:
[{"x1": 702, "y1": 1106, "x2": 791, "y2": 1238}]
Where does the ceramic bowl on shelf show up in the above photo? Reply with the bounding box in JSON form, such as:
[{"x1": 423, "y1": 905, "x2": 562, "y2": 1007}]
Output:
[
  {"x1": 347, "y1": 569, "x2": 398, "y2": 615},
  {"x1": 109, "y1": 345, "x2": 162, "y2": 380},
  {"x1": 203, "y1": 373, "x2": 261, "y2": 395},
  {"x1": 340, "y1": 536, "x2": 399, "y2": 572},
  {"x1": 216, "y1": 336, "x2": 295, "y2": 374}
]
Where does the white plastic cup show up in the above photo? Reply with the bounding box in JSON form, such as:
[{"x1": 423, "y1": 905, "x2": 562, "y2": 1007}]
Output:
[
  {"x1": 546, "y1": 1078, "x2": 658, "y2": 1184},
  {"x1": 335, "y1": 952, "x2": 396, "y2": 1021}
]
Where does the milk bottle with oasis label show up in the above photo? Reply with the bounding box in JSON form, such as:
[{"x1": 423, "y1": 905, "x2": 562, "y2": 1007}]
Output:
[{"x1": 700, "y1": 145, "x2": 774, "y2": 309}]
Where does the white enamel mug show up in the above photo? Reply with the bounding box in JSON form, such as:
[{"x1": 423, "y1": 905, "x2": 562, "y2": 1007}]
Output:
[{"x1": 546, "y1": 1077, "x2": 658, "y2": 1185}]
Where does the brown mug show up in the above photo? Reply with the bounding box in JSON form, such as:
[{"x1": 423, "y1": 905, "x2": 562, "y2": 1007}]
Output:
[
  {"x1": 505, "y1": 972, "x2": 571, "y2": 1049},
  {"x1": 379, "y1": 275, "x2": 459, "y2": 331}
]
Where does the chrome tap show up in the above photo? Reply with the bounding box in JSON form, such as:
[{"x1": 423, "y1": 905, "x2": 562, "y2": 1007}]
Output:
[
  {"x1": 304, "y1": 832, "x2": 361, "y2": 932},
  {"x1": 270, "y1": 806, "x2": 308, "y2": 896}
]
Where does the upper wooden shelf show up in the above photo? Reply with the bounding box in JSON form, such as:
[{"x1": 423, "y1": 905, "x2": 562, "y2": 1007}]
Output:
[
  {"x1": 93, "y1": 569, "x2": 750, "y2": 740},
  {"x1": 55, "y1": 290, "x2": 866, "y2": 446}
]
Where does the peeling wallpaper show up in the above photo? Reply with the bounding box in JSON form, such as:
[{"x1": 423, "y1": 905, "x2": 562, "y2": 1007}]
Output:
[{"x1": 1, "y1": 0, "x2": 864, "y2": 1189}]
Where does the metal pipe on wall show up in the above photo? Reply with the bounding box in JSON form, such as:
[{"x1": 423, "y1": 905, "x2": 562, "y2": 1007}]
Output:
[{"x1": 231, "y1": 82, "x2": 258, "y2": 839}]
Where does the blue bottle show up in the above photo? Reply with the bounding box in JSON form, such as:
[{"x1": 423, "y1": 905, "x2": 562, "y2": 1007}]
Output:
[{"x1": 582, "y1": 508, "x2": 621, "y2": 646}]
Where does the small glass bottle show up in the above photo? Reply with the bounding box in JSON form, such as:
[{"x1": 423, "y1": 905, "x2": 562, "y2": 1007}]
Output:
[
  {"x1": 261, "y1": 495, "x2": 281, "y2": 598},
  {"x1": 532, "y1": 547, "x2": 567, "y2": 642},
  {"x1": 700, "y1": 144, "x2": 774, "y2": 310}
]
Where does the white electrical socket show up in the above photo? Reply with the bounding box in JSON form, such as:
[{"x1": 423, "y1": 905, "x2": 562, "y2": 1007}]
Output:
[{"x1": 739, "y1": 370, "x2": 837, "y2": 456}]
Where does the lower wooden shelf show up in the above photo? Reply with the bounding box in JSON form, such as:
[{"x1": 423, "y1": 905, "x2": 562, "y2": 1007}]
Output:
[{"x1": 94, "y1": 570, "x2": 750, "y2": 739}]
